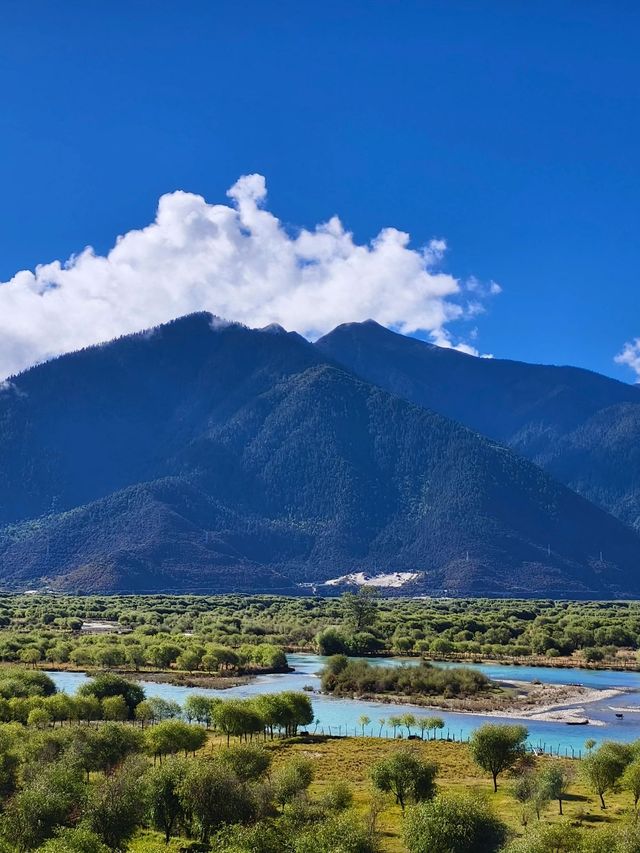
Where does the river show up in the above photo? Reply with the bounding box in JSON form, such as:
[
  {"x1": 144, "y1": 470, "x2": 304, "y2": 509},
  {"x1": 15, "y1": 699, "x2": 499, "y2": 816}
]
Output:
[{"x1": 47, "y1": 655, "x2": 640, "y2": 756}]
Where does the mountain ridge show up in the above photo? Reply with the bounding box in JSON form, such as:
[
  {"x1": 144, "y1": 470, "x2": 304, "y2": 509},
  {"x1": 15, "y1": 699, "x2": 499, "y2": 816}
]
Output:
[
  {"x1": 317, "y1": 320, "x2": 640, "y2": 531},
  {"x1": 1, "y1": 313, "x2": 639, "y2": 596}
]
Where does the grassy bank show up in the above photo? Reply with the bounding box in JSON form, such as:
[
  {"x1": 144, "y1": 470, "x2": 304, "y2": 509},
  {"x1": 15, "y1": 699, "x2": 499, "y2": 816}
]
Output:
[{"x1": 257, "y1": 736, "x2": 633, "y2": 852}]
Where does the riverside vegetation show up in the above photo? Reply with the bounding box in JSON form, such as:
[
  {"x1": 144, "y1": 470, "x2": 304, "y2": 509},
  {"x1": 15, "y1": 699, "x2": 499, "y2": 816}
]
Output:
[
  {"x1": 0, "y1": 592, "x2": 639, "y2": 675},
  {"x1": 0, "y1": 668, "x2": 637, "y2": 850}
]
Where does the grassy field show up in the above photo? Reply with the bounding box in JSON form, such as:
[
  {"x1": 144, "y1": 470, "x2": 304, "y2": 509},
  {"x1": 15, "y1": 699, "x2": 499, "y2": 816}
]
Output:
[
  {"x1": 128, "y1": 734, "x2": 637, "y2": 853},
  {"x1": 262, "y1": 736, "x2": 635, "y2": 852}
]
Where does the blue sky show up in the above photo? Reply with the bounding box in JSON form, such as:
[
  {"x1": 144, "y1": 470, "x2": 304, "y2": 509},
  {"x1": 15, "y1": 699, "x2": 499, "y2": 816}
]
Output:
[{"x1": 1, "y1": 1, "x2": 639, "y2": 380}]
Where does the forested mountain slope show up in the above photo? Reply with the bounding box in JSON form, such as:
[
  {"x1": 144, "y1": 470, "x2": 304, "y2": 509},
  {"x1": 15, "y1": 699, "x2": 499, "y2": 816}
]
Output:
[
  {"x1": 1, "y1": 313, "x2": 639, "y2": 596},
  {"x1": 317, "y1": 321, "x2": 640, "y2": 532}
]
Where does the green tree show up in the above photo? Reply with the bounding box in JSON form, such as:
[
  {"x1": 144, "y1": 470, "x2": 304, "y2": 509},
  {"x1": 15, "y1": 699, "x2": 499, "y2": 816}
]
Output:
[
  {"x1": 359, "y1": 715, "x2": 371, "y2": 736},
  {"x1": 371, "y1": 750, "x2": 437, "y2": 811},
  {"x1": 134, "y1": 699, "x2": 154, "y2": 729},
  {"x1": 218, "y1": 744, "x2": 272, "y2": 783},
  {"x1": 404, "y1": 792, "x2": 508, "y2": 853},
  {"x1": 86, "y1": 755, "x2": 148, "y2": 851},
  {"x1": 315, "y1": 628, "x2": 350, "y2": 656},
  {"x1": 19, "y1": 647, "x2": 42, "y2": 668},
  {"x1": 184, "y1": 695, "x2": 215, "y2": 727},
  {"x1": 178, "y1": 758, "x2": 254, "y2": 843},
  {"x1": 176, "y1": 648, "x2": 203, "y2": 672},
  {"x1": 101, "y1": 695, "x2": 128, "y2": 722},
  {"x1": 146, "y1": 644, "x2": 182, "y2": 669},
  {"x1": 388, "y1": 716, "x2": 402, "y2": 738},
  {"x1": 426, "y1": 717, "x2": 445, "y2": 741},
  {"x1": 35, "y1": 826, "x2": 110, "y2": 853},
  {"x1": 78, "y1": 674, "x2": 144, "y2": 719},
  {"x1": 582, "y1": 742, "x2": 631, "y2": 809},
  {"x1": 295, "y1": 812, "x2": 378, "y2": 853},
  {"x1": 146, "y1": 758, "x2": 187, "y2": 844},
  {"x1": 342, "y1": 588, "x2": 379, "y2": 633},
  {"x1": 273, "y1": 756, "x2": 314, "y2": 810},
  {"x1": 621, "y1": 759, "x2": 640, "y2": 817},
  {"x1": 469, "y1": 723, "x2": 528, "y2": 792},
  {"x1": 1, "y1": 760, "x2": 86, "y2": 851},
  {"x1": 538, "y1": 764, "x2": 572, "y2": 816},
  {"x1": 401, "y1": 714, "x2": 416, "y2": 737},
  {"x1": 0, "y1": 727, "x2": 19, "y2": 798},
  {"x1": 320, "y1": 781, "x2": 354, "y2": 813},
  {"x1": 504, "y1": 822, "x2": 582, "y2": 853},
  {"x1": 27, "y1": 707, "x2": 51, "y2": 729}
]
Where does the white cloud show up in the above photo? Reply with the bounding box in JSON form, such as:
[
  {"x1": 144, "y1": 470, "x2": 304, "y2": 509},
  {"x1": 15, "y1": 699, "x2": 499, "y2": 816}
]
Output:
[
  {"x1": 0, "y1": 174, "x2": 498, "y2": 378},
  {"x1": 615, "y1": 338, "x2": 640, "y2": 382}
]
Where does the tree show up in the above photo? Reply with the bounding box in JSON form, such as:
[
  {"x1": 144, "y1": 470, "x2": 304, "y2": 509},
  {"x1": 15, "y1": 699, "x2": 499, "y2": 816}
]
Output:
[
  {"x1": 27, "y1": 707, "x2": 51, "y2": 729},
  {"x1": 78, "y1": 674, "x2": 144, "y2": 719},
  {"x1": 0, "y1": 728, "x2": 19, "y2": 798},
  {"x1": 90, "y1": 723, "x2": 144, "y2": 774},
  {"x1": 404, "y1": 792, "x2": 508, "y2": 853},
  {"x1": 279, "y1": 692, "x2": 314, "y2": 736},
  {"x1": 359, "y1": 715, "x2": 371, "y2": 736},
  {"x1": 184, "y1": 695, "x2": 215, "y2": 727},
  {"x1": 1, "y1": 759, "x2": 86, "y2": 851},
  {"x1": 35, "y1": 826, "x2": 110, "y2": 853},
  {"x1": 371, "y1": 750, "x2": 437, "y2": 811},
  {"x1": 426, "y1": 717, "x2": 445, "y2": 741},
  {"x1": 320, "y1": 781, "x2": 354, "y2": 813},
  {"x1": 125, "y1": 645, "x2": 145, "y2": 671},
  {"x1": 218, "y1": 744, "x2": 272, "y2": 783},
  {"x1": 146, "y1": 758, "x2": 188, "y2": 844},
  {"x1": 622, "y1": 759, "x2": 640, "y2": 817},
  {"x1": 214, "y1": 701, "x2": 263, "y2": 745},
  {"x1": 469, "y1": 724, "x2": 528, "y2": 792},
  {"x1": 295, "y1": 812, "x2": 378, "y2": 853},
  {"x1": 273, "y1": 757, "x2": 314, "y2": 810},
  {"x1": 146, "y1": 643, "x2": 182, "y2": 669},
  {"x1": 342, "y1": 588, "x2": 379, "y2": 633},
  {"x1": 44, "y1": 694, "x2": 74, "y2": 726},
  {"x1": 504, "y1": 822, "x2": 582, "y2": 853},
  {"x1": 101, "y1": 695, "x2": 128, "y2": 722},
  {"x1": 134, "y1": 700, "x2": 154, "y2": 729},
  {"x1": 388, "y1": 716, "x2": 402, "y2": 738},
  {"x1": 19, "y1": 648, "x2": 42, "y2": 668},
  {"x1": 401, "y1": 714, "x2": 416, "y2": 737},
  {"x1": 315, "y1": 628, "x2": 350, "y2": 656},
  {"x1": 511, "y1": 770, "x2": 543, "y2": 828},
  {"x1": 176, "y1": 648, "x2": 202, "y2": 672},
  {"x1": 538, "y1": 764, "x2": 572, "y2": 816},
  {"x1": 147, "y1": 697, "x2": 182, "y2": 722},
  {"x1": 178, "y1": 758, "x2": 254, "y2": 843},
  {"x1": 86, "y1": 755, "x2": 148, "y2": 851},
  {"x1": 145, "y1": 721, "x2": 205, "y2": 762},
  {"x1": 72, "y1": 695, "x2": 102, "y2": 724},
  {"x1": 582, "y1": 742, "x2": 631, "y2": 809}
]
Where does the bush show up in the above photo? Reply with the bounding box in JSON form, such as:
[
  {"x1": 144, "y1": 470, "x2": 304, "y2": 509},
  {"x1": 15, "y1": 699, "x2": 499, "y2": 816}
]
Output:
[
  {"x1": 77, "y1": 674, "x2": 144, "y2": 718},
  {"x1": 404, "y1": 792, "x2": 507, "y2": 853},
  {"x1": 371, "y1": 750, "x2": 437, "y2": 811}
]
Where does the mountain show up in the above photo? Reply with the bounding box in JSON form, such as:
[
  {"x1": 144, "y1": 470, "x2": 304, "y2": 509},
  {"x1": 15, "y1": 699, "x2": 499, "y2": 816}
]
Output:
[
  {"x1": 317, "y1": 321, "x2": 640, "y2": 533},
  {"x1": 1, "y1": 312, "x2": 640, "y2": 596}
]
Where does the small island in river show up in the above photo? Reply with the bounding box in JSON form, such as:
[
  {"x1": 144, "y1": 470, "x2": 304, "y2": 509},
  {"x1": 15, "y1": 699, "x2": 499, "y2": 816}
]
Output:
[{"x1": 319, "y1": 655, "x2": 627, "y2": 723}]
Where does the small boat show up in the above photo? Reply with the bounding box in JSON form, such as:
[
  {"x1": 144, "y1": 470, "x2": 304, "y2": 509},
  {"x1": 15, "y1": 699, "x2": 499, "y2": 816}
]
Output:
[
  {"x1": 615, "y1": 713, "x2": 624, "y2": 719},
  {"x1": 565, "y1": 719, "x2": 589, "y2": 725}
]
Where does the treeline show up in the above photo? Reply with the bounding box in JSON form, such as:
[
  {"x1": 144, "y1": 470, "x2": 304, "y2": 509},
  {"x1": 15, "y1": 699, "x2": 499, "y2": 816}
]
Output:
[
  {"x1": 0, "y1": 627, "x2": 287, "y2": 676},
  {"x1": 0, "y1": 722, "x2": 377, "y2": 852},
  {"x1": 2, "y1": 593, "x2": 638, "y2": 668},
  {"x1": 0, "y1": 669, "x2": 314, "y2": 744},
  {"x1": 321, "y1": 655, "x2": 495, "y2": 700}
]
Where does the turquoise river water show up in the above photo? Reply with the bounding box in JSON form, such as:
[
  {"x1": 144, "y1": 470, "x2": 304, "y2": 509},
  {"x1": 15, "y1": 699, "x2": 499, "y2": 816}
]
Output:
[{"x1": 47, "y1": 655, "x2": 640, "y2": 756}]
